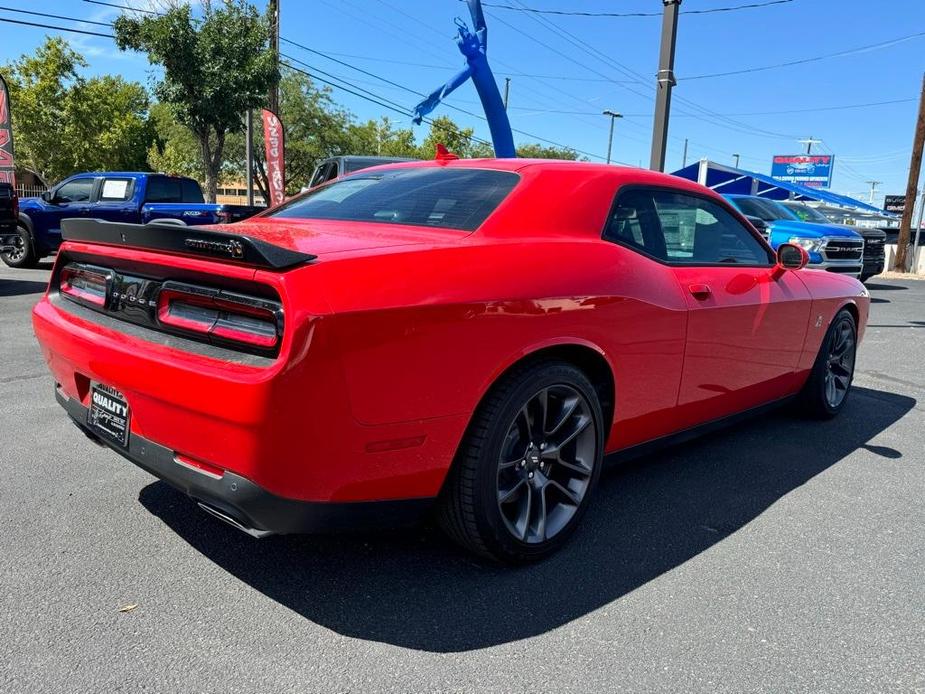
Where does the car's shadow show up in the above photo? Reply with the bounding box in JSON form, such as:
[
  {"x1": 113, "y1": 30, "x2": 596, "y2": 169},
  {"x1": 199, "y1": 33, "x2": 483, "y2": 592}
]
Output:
[
  {"x1": 138, "y1": 386, "x2": 914, "y2": 652},
  {"x1": 0, "y1": 279, "x2": 48, "y2": 297}
]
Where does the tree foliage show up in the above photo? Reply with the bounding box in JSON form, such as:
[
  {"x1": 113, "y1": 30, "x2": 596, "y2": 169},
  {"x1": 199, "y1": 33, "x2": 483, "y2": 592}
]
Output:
[
  {"x1": 2, "y1": 37, "x2": 153, "y2": 183},
  {"x1": 114, "y1": 0, "x2": 277, "y2": 201}
]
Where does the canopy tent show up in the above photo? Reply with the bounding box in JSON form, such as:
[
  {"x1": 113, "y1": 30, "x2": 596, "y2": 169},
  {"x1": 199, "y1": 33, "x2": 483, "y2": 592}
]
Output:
[{"x1": 671, "y1": 159, "x2": 893, "y2": 216}]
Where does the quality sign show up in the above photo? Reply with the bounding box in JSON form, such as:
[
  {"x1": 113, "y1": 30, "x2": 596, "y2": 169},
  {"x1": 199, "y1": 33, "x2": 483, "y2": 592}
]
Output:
[{"x1": 771, "y1": 154, "x2": 834, "y2": 189}]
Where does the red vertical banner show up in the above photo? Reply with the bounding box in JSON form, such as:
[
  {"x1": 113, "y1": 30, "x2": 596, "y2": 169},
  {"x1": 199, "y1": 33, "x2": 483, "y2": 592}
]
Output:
[
  {"x1": 0, "y1": 74, "x2": 15, "y2": 186},
  {"x1": 261, "y1": 108, "x2": 285, "y2": 206}
]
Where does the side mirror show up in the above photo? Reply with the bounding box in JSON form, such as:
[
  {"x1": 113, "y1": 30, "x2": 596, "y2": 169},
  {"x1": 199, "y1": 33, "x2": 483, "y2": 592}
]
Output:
[
  {"x1": 777, "y1": 242, "x2": 809, "y2": 270},
  {"x1": 40, "y1": 190, "x2": 53, "y2": 202}
]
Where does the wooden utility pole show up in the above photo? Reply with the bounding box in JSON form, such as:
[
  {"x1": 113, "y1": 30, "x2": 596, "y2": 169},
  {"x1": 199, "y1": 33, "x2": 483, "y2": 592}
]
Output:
[
  {"x1": 894, "y1": 73, "x2": 925, "y2": 272},
  {"x1": 649, "y1": 0, "x2": 681, "y2": 172},
  {"x1": 267, "y1": 0, "x2": 280, "y2": 115}
]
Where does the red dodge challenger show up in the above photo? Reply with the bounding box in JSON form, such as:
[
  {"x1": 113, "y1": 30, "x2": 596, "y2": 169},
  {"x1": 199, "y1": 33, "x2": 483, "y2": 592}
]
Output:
[{"x1": 33, "y1": 159, "x2": 868, "y2": 562}]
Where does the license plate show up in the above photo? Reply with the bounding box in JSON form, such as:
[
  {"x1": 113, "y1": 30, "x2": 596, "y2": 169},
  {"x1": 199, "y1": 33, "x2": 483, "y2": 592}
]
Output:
[{"x1": 88, "y1": 382, "x2": 131, "y2": 448}]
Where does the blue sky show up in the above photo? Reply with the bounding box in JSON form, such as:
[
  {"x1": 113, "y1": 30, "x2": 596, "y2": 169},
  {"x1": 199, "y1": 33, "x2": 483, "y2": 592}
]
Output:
[{"x1": 1, "y1": 0, "x2": 923, "y2": 205}]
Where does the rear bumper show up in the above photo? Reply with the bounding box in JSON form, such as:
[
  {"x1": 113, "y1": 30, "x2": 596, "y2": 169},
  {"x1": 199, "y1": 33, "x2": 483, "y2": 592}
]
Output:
[
  {"x1": 0, "y1": 228, "x2": 17, "y2": 252},
  {"x1": 56, "y1": 386, "x2": 433, "y2": 536}
]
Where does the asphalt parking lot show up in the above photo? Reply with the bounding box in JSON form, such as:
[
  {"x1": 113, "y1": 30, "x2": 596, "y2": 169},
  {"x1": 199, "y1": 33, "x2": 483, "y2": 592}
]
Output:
[{"x1": 1, "y1": 263, "x2": 923, "y2": 693}]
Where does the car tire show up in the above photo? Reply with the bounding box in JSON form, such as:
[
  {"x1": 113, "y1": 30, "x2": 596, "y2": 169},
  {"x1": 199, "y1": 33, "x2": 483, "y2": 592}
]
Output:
[
  {"x1": 798, "y1": 309, "x2": 857, "y2": 419},
  {"x1": 1, "y1": 225, "x2": 39, "y2": 269},
  {"x1": 859, "y1": 274, "x2": 872, "y2": 284},
  {"x1": 438, "y1": 360, "x2": 605, "y2": 563}
]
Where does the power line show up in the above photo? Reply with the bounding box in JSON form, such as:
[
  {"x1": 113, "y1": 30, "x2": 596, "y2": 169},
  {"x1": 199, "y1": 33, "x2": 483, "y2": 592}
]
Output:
[
  {"x1": 0, "y1": 5, "x2": 113, "y2": 27},
  {"x1": 683, "y1": 30, "x2": 925, "y2": 81},
  {"x1": 478, "y1": 0, "x2": 793, "y2": 18},
  {"x1": 0, "y1": 15, "x2": 114, "y2": 38}
]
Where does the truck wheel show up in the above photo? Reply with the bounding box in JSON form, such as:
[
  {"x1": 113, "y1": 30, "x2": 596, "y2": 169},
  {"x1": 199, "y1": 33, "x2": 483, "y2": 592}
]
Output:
[
  {"x1": 1, "y1": 225, "x2": 38, "y2": 269},
  {"x1": 798, "y1": 309, "x2": 857, "y2": 419},
  {"x1": 438, "y1": 360, "x2": 604, "y2": 563}
]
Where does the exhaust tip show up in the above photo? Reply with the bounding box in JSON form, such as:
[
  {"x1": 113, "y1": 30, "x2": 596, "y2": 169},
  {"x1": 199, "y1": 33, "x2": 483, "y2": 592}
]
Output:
[{"x1": 196, "y1": 501, "x2": 275, "y2": 539}]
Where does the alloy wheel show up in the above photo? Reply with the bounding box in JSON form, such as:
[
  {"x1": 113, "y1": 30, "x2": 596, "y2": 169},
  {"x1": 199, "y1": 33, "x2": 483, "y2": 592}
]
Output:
[
  {"x1": 824, "y1": 318, "x2": 855, "y2": 408},
  {"x1": 496, "y1": 384, "x2": 597, "y2": 544}
]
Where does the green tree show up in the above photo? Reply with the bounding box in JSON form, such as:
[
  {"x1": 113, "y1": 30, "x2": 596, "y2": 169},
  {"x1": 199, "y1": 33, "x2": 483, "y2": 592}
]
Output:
[
  {"x1": 515, "y1": 142, "x2": 580, "y2": 160},
  {"x1": 114, "y1": 1, "x2": 277, "y2": 201},
  {"x1": 3, "y1": 37, "x2": 153, "y2": 182},
  {"x1": 146, "y1": 102, "x2": 202, "y2": 178}
]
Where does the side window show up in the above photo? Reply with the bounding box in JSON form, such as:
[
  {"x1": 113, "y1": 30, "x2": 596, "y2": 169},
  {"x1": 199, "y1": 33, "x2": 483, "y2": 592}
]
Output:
[
  {"x1": 55, "y1": 178, "x2": 94, "y2": 203},
  {"x1": 309, "y1": 162, "x2": 330, "y2": 188},
  {"x1": 99, "y1": 178, "x2": 133, "y2": 201},
  {"x1": 180, "y1": 179, "x2": 205, "y2": 203},
  {"x1": 603, "y1": 188, "x2": 667, "y2": 259},
  {"x1": 145, "y1": 177, "x2": 182, "y2": 203},
  {"x1": 651, "y1": 191, "x2": 772, "y2": 265}
]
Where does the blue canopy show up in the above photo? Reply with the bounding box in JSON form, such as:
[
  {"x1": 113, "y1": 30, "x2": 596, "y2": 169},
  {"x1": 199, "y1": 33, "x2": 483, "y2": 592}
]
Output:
[{"x1": 671, "y1": 160, "x2": 893, "y2": 216}]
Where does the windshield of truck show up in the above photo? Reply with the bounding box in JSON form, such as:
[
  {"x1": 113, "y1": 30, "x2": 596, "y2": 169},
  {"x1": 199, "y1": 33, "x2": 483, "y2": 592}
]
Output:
[
  {"x1": 268, "y1": 168, "x2": 520, "y2": 231},
  {"x1": 781, "y1": 202, "x2": 830, "y2": 224},
  {"x1": 729, "y1": 197, "x2": 790, "y2": 222}
]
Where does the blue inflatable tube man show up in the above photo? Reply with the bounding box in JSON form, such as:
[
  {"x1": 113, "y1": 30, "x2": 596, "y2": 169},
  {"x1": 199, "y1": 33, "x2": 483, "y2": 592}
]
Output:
[{"x1": 412, "y1": 0, "x2": 516, "y2": 158}]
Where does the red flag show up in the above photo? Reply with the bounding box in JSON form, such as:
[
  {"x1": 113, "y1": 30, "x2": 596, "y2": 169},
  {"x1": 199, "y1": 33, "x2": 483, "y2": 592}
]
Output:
[
  {"x1": 0, "y1": 74, "x2": 15, "y2": 186},
  {"x1": 261, "y1": 109, "x2": 285, "y2": 206}
]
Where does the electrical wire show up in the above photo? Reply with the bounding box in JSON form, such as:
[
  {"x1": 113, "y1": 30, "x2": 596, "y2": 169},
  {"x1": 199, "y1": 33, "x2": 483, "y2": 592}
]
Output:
[
  {"x1": 477, "y1": 0, "x2": 794, "y2": 18},
  {"x1": 683, "y1": 30, "x2": 925, "y2": 81}
]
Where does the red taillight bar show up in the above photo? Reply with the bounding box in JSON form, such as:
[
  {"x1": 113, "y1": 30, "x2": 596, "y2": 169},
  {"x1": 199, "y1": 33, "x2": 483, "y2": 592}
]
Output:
[
  {"x1": 156, "y1": 281, "x2": 281, "y2": 351},
  {"x1": 59, "y1": 264, "x2": 111, "y2": 307}
]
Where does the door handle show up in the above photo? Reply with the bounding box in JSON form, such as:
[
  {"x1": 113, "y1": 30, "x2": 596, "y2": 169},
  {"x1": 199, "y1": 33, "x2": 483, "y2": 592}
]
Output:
[{"x1": 688, "y1": 283, "x2": 712, "y2": 299}]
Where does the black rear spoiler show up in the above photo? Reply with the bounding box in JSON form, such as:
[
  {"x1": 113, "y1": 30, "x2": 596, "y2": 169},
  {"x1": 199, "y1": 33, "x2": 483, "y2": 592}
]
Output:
[{"x1": 61, "y1": 218, "x2": 315, "y2": 270}]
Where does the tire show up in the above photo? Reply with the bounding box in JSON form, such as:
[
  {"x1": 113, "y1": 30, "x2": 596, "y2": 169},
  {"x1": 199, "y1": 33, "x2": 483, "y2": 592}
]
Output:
[
  {"x1": 438, "y1": 360, "x2": 605, "y2": 563},
  {"x1": 798, "y1": 309, "x2": 857, "y2": 419},
  {"x1": 1, "y1": 225, "x2": 38, "y2": 269}
]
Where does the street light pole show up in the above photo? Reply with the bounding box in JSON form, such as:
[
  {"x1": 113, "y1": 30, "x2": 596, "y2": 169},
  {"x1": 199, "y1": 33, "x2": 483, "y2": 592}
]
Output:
[
  {"x1": 603, "y1": 110, "x2": 623, "y2": 165},
  {"x1": 733, "y1": 153, "x2": 740, "y2": 168},
  {"x1": 650, "y1": 0, "x2": 681, "y2": 172}
]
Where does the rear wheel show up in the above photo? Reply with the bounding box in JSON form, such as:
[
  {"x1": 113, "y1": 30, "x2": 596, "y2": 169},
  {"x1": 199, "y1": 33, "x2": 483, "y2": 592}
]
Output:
[
  {"x1": 1, "y1": 225, "x2": 38, "y2": 269},
  {"x1": 438, "y1": 360, "x2": 604, "y2": 563},
  {"x1": 799, "y1": 309, "x2": 857, "y2": 418}
]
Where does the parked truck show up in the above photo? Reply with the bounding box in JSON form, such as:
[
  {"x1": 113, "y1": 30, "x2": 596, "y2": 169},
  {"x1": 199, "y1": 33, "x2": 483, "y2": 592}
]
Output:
[
  {"x1": 2, "y1": 172, "x2": 264, "y2": 268},
  {"x1": 0, "y1": 182, "x2": 17, "y2": 255}
]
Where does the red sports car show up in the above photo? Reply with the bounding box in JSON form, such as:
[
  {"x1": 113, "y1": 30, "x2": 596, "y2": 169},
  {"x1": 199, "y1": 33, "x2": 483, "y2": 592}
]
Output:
[{"x1": 33, "y1": 159, "x2": 868, "y2": 562}]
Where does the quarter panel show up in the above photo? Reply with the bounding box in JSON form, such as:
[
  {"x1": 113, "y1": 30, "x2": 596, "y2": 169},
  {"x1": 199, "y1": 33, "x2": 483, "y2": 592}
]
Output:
[{"x1": 320, "y1": 240, "x2": 689, "y2": 451}]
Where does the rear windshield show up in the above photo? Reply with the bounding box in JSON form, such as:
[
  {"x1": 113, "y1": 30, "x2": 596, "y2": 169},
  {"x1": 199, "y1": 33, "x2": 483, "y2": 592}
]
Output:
[
  {"x1": 267, "y1": 168, "x2": 519, "y2": 231},
  {"x1": 145, "y1": 177, "x2": 205, "y2": 204}
]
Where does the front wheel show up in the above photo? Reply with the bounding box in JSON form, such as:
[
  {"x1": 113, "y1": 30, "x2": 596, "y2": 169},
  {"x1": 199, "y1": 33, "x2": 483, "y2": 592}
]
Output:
[
  {"x1": 438, "y1": 360, "x2": 604, "y2": 563},
  {"x1": 1, "y1": 225, "x2": 38, "y2": 268},
  {"x1": 799, "y1": 309, "x2": 857, "y2": 418}
]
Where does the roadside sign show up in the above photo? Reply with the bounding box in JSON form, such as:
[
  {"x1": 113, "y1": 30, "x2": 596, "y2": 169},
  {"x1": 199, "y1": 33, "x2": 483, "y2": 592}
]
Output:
[
  {"x1": 884, "y1": 195, "x2": 906, "y2": 214},
  {"x1": 771, "y1": 154, "x2": 834, "y2": 188}
]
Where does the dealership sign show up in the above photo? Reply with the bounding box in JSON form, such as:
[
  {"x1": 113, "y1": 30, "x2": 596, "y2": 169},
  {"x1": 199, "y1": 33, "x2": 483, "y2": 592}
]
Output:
[
  {"x1": 770, "y1": 154, "x2": 834, "y2": 188},
  {"x1": 883, "y1": 195, "x2": 905, "y2": 214}
]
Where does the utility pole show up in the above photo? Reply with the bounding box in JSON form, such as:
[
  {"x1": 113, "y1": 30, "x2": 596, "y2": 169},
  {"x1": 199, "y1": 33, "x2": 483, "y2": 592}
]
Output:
[
  {"x1": 894, "y1": 72, "x2": 925, "y2": 272},
  {"x1": 798, "y1": 136, "x2": 821, "y2": 154},
  {"x1": 503, "y1": 77, "x2": 511, "y2": 110},
  {"x1": 649, "y1": 0, "x2": 681, "y2": 172},
  {"x1": 733, "y1": 153, "x2": 740, "y2": 168},
  {"x1": 682, "y1": 137, "x2": 688, "y2": 167},
  {"x1": 603, "y1": 110, "x2": 622, "y2": 165},
  {"x1": 865, "y1": 180, "x2": 881, "y2": 204},
  {"x1": 245, "y1": 109, "x2": 254, "y2": 206},
  {"x1": 267, "y1": 0, "x2": 280, "y2": 115}
]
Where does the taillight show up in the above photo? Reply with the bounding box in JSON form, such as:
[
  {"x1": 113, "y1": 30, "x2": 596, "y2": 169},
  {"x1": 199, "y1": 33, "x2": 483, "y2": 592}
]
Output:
[
  {"x1": 59, "y1": 264, "x2": 110, "y2": 307},
  {"x1": 156, "y1": 281, "x2": 281, "y2": 350},
  {"x1": 12, "y1": 193, "x2": 18, "y2": 219}
]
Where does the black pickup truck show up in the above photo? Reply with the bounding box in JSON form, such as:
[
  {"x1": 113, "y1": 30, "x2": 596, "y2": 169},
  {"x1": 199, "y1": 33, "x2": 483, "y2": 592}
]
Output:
[{"x1": 0, "y1": 182, "x2": 17, "y2": 256}]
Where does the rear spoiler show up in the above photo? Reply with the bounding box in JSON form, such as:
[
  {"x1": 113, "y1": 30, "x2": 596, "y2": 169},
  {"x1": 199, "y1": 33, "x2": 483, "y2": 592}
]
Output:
[{"x1": 61, "y1": 218, "x2": 315, "y2": 270}]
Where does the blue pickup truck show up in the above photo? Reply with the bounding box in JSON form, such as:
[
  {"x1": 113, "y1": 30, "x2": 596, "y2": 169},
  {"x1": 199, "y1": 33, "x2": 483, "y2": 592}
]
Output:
[
  {"x1": 725, "y1": 194, "x2": 866, "y2": 279},
  {"x1": 1, "y1": 172, "x2": 264, "y2": 268}
]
